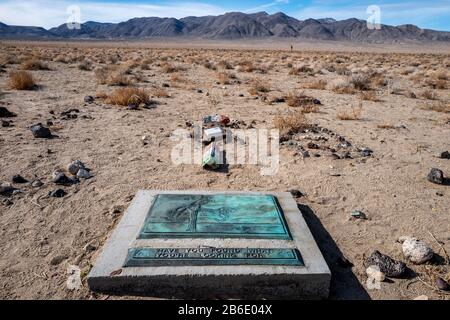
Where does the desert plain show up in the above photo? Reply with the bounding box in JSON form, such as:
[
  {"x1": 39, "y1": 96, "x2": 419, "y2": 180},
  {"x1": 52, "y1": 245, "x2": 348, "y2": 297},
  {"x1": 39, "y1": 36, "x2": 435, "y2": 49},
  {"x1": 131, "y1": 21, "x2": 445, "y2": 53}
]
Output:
[{"x1": 0, "y1": 40, "x2": 449, "y2": 300}]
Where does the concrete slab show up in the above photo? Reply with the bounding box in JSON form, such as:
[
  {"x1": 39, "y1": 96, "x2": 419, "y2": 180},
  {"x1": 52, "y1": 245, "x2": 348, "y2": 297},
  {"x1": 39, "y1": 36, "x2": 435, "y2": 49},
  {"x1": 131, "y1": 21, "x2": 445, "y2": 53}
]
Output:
[{"x1": 88, "y1": 190, "x2": 331, "y2": 299}]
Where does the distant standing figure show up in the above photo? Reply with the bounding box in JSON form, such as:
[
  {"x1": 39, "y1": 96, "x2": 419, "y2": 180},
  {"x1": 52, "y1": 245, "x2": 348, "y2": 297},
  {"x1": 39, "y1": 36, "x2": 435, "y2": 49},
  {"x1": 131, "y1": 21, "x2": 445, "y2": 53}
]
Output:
[{"x1": 290, "y1": 45, "x2": 293, "y2": 51}]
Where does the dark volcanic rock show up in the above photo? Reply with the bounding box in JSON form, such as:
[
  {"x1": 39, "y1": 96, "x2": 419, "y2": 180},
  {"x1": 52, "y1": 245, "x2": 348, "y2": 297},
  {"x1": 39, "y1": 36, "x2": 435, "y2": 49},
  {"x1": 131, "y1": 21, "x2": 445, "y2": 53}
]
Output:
[
  {"x1": 0, "y1": 106, "x2": 16, "y2": 118},
  {"x1": 53, "y1": 172, "x2": 78, "y2": 186},
  {"x1": 30, "y1": 123, "x2": 52, "y2": 138},
  {"x1": 0, "y1": 184, "x2": 15, "y2": 197},
  {"x1": 427, "y1": 168, "x2": 444, "y2": 185},
  {"x1": 84, "y1": 95, "x2": 95, "y2": 103},
  {"x1": 436, "y1": 277, "x2": 450, "y2": 291},
  {"x1": 366, "y1": 250, "x2": 407, "y2": 278},
  {"x1": 440, "y1": 151, "x2": 450, "y2": 159},
  {"x1": 289, "y1": 189, "x2": 304, "y2": 198},
  {"x1": 12, "y1": 175, "x2": 28, "y2": 184},
  {"x1": 49, "y1": 189, "x2": 66, "y2": 198}
]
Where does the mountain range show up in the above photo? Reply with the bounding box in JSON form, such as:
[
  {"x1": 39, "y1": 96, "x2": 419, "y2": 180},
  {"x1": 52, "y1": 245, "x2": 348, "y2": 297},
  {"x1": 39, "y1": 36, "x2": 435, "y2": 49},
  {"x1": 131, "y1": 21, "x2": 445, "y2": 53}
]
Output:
[{"x1": 1, "y1": 11, "x2": 449, "y2": 43}]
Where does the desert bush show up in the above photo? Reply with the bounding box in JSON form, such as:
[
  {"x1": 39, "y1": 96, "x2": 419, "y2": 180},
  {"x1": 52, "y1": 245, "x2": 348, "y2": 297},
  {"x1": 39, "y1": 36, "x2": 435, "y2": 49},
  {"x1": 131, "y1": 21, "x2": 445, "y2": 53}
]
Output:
[
  {"x1": 274, "y1": 111, "x2": 311, "y2": 134},
  {"x1": 329, "y1": 78, "x2": 355, "y2": 94},
  {"x1": 95, "y1": 66, "x2": 132, "y2": 86},
  {"x1": 337, "y1": 101, "x2": 363, "y2": 120},
  {"x1": 420, "y1": 89, "x2": 438, "y2": 100},
  {"x1": 421, "y1": 101, "x2": 450, "y2": 113},
  {"x1": 237, "y1": 61, "x2": 254, "y2": 73},
  {"x1": 360, "y1": 91, "x2": 380, "y2": 101},
  {"x1": 153, "y1": 88, "x2": 170, "y2": 98},
  {"x1": 21, "y1": 58, "x2": 49, "y2": 71},
  {"x1": 285, "y1": 92, "x2": 319, "y2": 113},
  {"x1": 108, "y1": 87, "x2": 149, "y2": 106},
  {"x1": 289, "y1": 65, "x2": 314, "y2": 76},
  {"x1": 217, "y1": 72, "x2": 234, "y2": 85},
  {"x1": 78, "y1": 59, "x2": 93, "y2": 71},
  {"x1": 248, "y1": 79, "x2": 270, "y2": 95},
  {"x1": 350, "y1": 73, "x2": 371, "y2": 91},
  {"x1": 304, "y1": 80, "x2": 327, "y2": 90},
  {"x1": 161, "y1": 62, "x2": 183, "y2": 73},
  {"x1": 9, "y1": 71, "x2": 36, "y2": 90}
]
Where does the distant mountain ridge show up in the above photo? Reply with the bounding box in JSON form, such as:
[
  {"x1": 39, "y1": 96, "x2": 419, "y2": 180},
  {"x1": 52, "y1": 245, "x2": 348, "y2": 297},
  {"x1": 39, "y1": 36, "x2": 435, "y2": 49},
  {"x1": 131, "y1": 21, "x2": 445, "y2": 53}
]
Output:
[{"x1": 1, "y1": 11, "x2": 449, "y2": 43}]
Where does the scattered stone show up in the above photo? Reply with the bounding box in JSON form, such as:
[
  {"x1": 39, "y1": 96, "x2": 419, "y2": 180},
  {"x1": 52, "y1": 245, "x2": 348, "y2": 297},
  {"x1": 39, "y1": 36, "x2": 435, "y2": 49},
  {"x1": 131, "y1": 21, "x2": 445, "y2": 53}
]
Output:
[
  {"x1": 0, "y1": 106, "x2": 16, "y2": 118},
  {"x1": 0, "y1": 183, "x2": 15, "y2": 197},
  {"x1": 31, "y1": 179, "x2": 44, "y2": 188},
  {"x1": 436, "y1": 277, "x2": 450, "y2": 291},
  {"x1": 399, "y1": 236, "x2": 434, "y2": 264},
  {"x1": 351, "y1": 210, "x2": 367, "y2": 220},
  {"x1": 127, "y1": 104, "x2": 139, "y2": 110},
  {"x1": 84, "y1": 243, "x2": 97, "y2": 252},
  {"x1": 440, "y1": 151, "x2": 450, "y2": 159},
  {"x1": 77, "y1": 168, "x2": 92, "y2": 179},
  {"x1": 2, "y1": 120, "x2": 13, "y2": 127},
  {"x1": 2, "y1": 198, "x2": 13, "y2": 206},
  {"x1": 360, "y1": 147, "x2": 373, "y2": 157},
  {"x1": 52, "y1": 171, "x2": 78, "y2": 185},
  {"x1": 60, "y1": 109, "x2": 80, "y2": 120},
  {"x1": 12, "y1": 175, "x2": 28, "y2": 184},
  {"x1": 366, "y1": 265, "x2": 385, "y2": 282},
  {"x1": 49, "y1": 189, "x2": 66, "y2": 198},
  {"x1": 366, "y1": 250, "x2": 407, "y2": 278},
  {"x1": 30, "y1": 123, "x2": 52, "y2": 139},
  {"x1": 307, "y1": 142, "x2": 320, "y2": 150},
  {"x1": 289, "y1": 190, "x2": 304, "y2": 198},
  {"x1": 413, "y1": 295, "x2": 429, "y2": 300},
  {"x1": 50, "y1": 255, "x2": 68, "y2": 265},
  {"x1": 331, "y1": 153, "x2": 341, "y2": 160},
  {"x1": 84, "y1": 95, "x2": 95, "y2": 103},
  {"x1": 427, "y1": 168, "x2": 444, "y2": 185},
  {"x1": 67, "y1": 160, "x2": 85, "y2": 175},
  {"x1": 162, "y1": 83, "x2": 170, "y2": 88},
  {"x1": 197, "y1": 89, "x2": 203, "y2": 94}
]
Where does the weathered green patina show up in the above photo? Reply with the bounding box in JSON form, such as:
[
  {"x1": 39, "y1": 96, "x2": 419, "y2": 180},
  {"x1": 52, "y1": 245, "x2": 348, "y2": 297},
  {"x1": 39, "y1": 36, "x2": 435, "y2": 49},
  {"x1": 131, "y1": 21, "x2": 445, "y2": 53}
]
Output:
[
  {"x1": 124, "y1": 248, "x2": 304, "y2": 267},
  {"x1": 138, "y1": 194, "x2": 292, "y2": 240}
]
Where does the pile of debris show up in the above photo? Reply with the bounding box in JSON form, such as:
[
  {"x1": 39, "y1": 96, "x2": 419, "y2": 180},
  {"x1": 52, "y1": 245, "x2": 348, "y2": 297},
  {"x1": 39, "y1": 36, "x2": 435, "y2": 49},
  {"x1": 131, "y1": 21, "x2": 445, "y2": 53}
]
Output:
[{"x1": 280, "y1": 124, "x2": 373, "y2": 160}]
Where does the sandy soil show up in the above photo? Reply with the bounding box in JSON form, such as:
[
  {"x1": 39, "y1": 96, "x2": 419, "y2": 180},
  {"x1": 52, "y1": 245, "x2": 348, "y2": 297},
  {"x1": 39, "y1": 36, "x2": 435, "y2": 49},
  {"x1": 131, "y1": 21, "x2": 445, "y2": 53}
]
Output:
[{"x1": 0, "y1": 41, "x2": 449, "y2": 300}]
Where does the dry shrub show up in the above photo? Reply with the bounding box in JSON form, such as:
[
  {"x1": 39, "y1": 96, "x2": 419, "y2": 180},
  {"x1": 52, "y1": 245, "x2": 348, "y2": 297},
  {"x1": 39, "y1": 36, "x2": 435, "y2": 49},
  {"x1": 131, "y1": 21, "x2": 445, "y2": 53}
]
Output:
[
  {"x1": 422, "y1": 102, "x2": 450, "y2": 113},
  {"x1": 274, "y1": 111, "x2": 311, "y2": 134},
  {"x1": 95, "y1": 90, "x2": 109, "y2": 100},
  {"x1": 337, "y1": 101, "x2": 363, "y2": 120},
  {"x1": 377, "y1": 124, "x2": 397, "y2": 129},
  {"x1": 285, "y1": 92, "x2": 319, "y2": 113},
  {"x1": 161, "y1": 63, "x2": 185, "y2": 73},
  {"x1": 289, "y1": 65, "x2": 314, "y2": 76},
  {"x1": 9, "y1": 71, "x2": 36, "y2": 90},
  {"x1": 420, "y1": 89, "x2": 439, "y2": 100},
  {"x1": 95, "y1": 66, "x2": 132, "y2": 86},
  {"x1": 153, "y1": 88, "x2": 170, "y2": 98},
  {"x1": 108, "y1": 87, "x2": 149, "y2": 106},
  {"x1": 21, "y1": 58, "x2": 49, "y2": 71},
  {"x1": 217, "y1": 60, "x2": 233, "y2": 70},
  {"x1": 203, "y1": 61, "x2": 217, "y2": 70},
  {"x1": 248, "y1": 79, "x2": 270, "y2": 95},
  {"x1": 360, "y1": 91, "x2": 380, "y2": 102},
  {"x1": 78, "y1": 59, "x2": 93, "y2": 71},
  {"x1": 217, "y1": 72, "x2": 233, "y2": 85},
  {"x1": 350, "y1": 73, "x2": 371, "y2": 91},
  {"x1": 237, "y1": 61, "x2": 254, "y2": 73},
  {"x1": 304, "y1": 79, "x2": 327, "y2": 90},
  {"x1": 330, "y1": 78, "x2": 355, "y2": 94}
]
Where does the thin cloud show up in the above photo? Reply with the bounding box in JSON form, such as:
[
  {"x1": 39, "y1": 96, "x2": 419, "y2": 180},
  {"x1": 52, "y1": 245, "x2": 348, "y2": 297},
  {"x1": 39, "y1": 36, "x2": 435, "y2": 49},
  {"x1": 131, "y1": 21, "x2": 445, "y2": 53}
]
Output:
[{"x1": 0, "y1": 0, "x2": 227, "y2": 28}]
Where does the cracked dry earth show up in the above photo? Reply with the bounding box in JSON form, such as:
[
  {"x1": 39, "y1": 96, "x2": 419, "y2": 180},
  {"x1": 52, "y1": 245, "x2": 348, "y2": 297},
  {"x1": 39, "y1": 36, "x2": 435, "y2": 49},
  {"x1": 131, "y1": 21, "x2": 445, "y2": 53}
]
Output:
[{"x1": 0, "y1": 42, "x2": 449, "y2": 300}]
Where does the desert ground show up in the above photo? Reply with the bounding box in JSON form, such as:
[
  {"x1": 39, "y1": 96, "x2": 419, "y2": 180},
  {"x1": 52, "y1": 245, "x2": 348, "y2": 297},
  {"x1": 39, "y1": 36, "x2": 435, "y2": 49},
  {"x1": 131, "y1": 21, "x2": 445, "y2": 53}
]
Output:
[{"x1": 0, "y1": 40, "x2": 449, "y2": 300}]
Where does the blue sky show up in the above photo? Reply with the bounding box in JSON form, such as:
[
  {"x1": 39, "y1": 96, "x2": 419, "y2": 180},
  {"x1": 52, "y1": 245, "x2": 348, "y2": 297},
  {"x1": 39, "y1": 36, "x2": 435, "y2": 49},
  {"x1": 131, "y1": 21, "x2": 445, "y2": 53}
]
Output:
[{"x1": 0, "y1": 0, "x2": 449, "y2": 31}]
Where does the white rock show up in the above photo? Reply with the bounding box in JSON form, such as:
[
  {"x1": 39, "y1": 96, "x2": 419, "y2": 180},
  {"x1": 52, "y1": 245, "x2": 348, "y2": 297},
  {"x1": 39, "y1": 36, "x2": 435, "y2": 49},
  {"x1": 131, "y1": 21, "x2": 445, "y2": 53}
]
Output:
[
  {"x1": 413, "y1": 295, "x2": 429, "y2": 300},
  {"x1": 366, "y1": 265, "x2": 385, "y2": 282},
  {"x1": 400, "y1": 236, "x2": 434, "y2": 264},
  {"x1": 77, "y1": 168, "x2": 92, "y2": 179}
]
